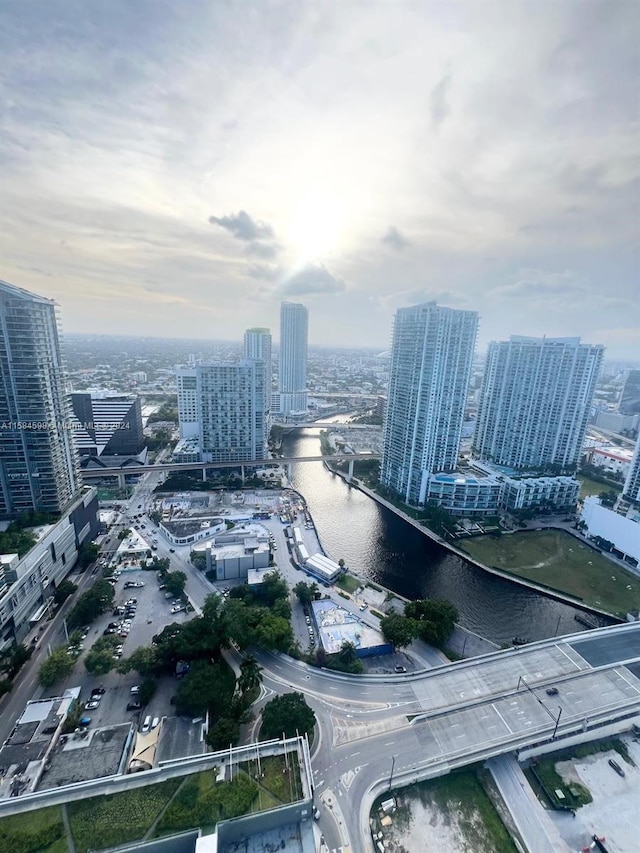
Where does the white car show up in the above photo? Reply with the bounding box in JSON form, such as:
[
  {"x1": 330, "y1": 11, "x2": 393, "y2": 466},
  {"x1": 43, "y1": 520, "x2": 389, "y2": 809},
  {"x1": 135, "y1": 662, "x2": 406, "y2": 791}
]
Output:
[
  {"x1": 171, "y1": 605, "x2": 185, "y2": 614},
  {"x1": 85, "y1": 700, "x2": 100, "y2": 710}
]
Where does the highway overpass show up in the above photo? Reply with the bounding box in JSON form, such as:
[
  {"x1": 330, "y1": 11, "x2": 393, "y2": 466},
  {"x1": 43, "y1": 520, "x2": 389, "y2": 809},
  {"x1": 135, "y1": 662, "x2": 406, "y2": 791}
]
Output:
[
  {"x1": 80, "y1": 452, "x2": 380, "y2": 486},
  {"x1": 247, "y1": 622, "x2": 640, "y2": 852}
]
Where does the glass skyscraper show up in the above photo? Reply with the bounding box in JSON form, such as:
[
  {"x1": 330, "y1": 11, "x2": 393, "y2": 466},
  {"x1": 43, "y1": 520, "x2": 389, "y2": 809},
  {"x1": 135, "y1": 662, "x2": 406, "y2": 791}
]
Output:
[
  {"x1": 278, "y1": 302, "x2": 308, "y2": 415},
  {"x1": 0, "y1": 280, "x2": 79, "y2": 517},
  {"x1": 473, "y1": 336, "x2": 604, "y2": 473},
  {"x1": 381, "y1": 302, "x2": 478, "y2": 505},
  {"x1": 244, "y1": 327, "x2": 272, "y2": 428}
]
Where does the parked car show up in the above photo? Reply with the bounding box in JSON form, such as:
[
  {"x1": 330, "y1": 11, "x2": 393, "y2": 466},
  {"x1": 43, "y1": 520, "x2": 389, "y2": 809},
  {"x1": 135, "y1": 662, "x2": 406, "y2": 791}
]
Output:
[
  {"x1": 127, "y1": 702, "x2": 141, "y2": 711},
  {"x1": 85, "y1": 700, "x2": 100, "y2": 710},
  {"x1": 141, "y1": 716, "x2": 151, "y2": 733},
  {"x1": 609, "y1": 758, "x2": 625, "y2": 777},
  {"x1": 171, "y1": 605, "x2": 185, "y2": 614},
  {"x1": 394, "y1": 665, "x2": 407, "y2": 673},
  {"x1": 91, "y1": 686, "x2": 106, "y2": 695},
  {"x1": 546, "y1": 687, "x2": 559, "y2": 696}
]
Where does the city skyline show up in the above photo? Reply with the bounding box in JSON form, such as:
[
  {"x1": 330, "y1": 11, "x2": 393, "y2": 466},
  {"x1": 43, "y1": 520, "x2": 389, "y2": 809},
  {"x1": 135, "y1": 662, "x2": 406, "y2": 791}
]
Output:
[{"x1": 1, "y1": 1, "x2": 638, "y2": 356}]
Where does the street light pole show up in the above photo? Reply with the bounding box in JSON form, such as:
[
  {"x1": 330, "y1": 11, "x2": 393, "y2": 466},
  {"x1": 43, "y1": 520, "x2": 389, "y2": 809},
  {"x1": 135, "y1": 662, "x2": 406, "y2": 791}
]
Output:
[
  {"x1": 389, "y1": 755, "x2": 396, "y2": 791},
  {"x1": 552, "y1": 707, "x2": 563, "y2": 739}
]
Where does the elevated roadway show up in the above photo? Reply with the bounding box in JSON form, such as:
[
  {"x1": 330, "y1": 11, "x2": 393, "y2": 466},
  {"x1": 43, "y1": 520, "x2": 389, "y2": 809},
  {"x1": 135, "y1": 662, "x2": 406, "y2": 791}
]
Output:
[{"x1": 241, "y1": 623, "x2": 640, "y2": 852}]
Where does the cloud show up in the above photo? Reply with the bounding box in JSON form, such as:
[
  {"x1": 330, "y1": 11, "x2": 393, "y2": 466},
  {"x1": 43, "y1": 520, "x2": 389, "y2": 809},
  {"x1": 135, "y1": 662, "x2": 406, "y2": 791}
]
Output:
[
  {"x1": 495, "y1": 268, "x2": 583, "y2": 299},
  {"x1": 429, "y1": 72, "x2": 451, "y2": 130},
  {"x1": 248, "y1": 263, "x2": 281, "y2": 281},
  {"x1": 245, "y1": 240, "x2": 281, "y2": 259},
  {"x1": 280, "y1": 264, "x2": 346, "y2": 296},
  {"x1": 381, "y1": 226, "x2": 409, "y2": 250},
  {"x1": 208, "y1": 210, "x2": 275, "y2": 241}
]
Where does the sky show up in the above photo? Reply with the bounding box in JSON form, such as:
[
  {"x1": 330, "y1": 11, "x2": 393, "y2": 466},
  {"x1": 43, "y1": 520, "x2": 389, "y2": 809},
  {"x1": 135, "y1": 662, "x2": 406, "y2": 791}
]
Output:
[{"x1": 1, "y1": 0, "x2": 638, "y2": 355}]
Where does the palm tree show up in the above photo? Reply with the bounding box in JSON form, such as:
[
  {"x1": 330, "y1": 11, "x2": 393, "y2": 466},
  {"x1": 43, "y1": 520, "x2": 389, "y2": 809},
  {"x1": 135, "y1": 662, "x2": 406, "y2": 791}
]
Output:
[{"x1": 238, "y1": 656, "x2": 263, "y2": 696}]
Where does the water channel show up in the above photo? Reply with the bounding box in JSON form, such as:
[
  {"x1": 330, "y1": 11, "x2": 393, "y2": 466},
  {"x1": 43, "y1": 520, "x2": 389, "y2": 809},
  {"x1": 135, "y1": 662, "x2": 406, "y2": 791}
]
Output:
[{"x1": 282, "y1": 428, "x2": 614, "y2": 645}]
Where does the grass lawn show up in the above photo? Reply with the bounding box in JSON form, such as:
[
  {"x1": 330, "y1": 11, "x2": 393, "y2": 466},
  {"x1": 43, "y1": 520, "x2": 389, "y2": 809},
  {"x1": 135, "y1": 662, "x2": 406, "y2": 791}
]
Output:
[
  {"x1": 378, "y1": 768, "x2": 517, "y2": 853},
  {"x1": 460, "y1": 529, "x2": 640, "y2": 615},
  {"x1": 0, "y1": 806, "x2": 66, "y2": 853},
  {"x1": 577, "y1": 475, "x2": 622, "y2": 500},
  {"x1": 240, "y1": 753, "x2": 303, "y2": 804},
  {"x1": 335, "y1": 573, "x2": 359, "y2": 594},
  {"x1": 68, "y1": 778, "x2": 182, "y2": 852}
]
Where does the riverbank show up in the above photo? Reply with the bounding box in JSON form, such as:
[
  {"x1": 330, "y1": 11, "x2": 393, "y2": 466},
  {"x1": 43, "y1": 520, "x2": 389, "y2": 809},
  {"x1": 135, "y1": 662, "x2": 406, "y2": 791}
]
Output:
[
  {"x1": 330, "y1": 468, "x2": 621, "y2": 623},
  {"x1": 460, "y1": 529, "x2": 640, "y2": 617}
]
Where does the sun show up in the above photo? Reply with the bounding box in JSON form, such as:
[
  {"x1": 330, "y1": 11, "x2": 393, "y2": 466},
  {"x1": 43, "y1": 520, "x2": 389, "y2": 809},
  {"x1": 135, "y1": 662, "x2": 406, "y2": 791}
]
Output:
[{"x1": 286, "y1": 192, "x2": 348, "y2": 265}]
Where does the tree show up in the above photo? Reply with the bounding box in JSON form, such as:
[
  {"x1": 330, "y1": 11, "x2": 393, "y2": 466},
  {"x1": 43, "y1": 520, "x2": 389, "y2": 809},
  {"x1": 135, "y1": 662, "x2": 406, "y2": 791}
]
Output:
[
  {"x1": 260, "y1": 692, "x2": 316, "y2": 740},
  {"x1": 238, "y1": 656, "x2": 263, "y2": 697},
  {"x1": 380, "y1": 613, "x2": 416, "y2": 650},
  {"x1": 164, "y1": 570, "x2": 187, "y2": 597},
  {"x1": 77, "y1": 542, "x2": 100, "y2": 569},
  {"x1": 404, "y1": 599, "x2": 458, "y2": 648},
  {"x1": 85, "y1": 636, "x2": 119, "y2": 675},
  {"x1": 221, "y1": 598, "x2": 253, "y2": 649},
  {"x1": 293, "y1": 581, "x2": 319, "y2": 608},
  {"x1": 253, "y1": 570, "x2": 289, "y2": 608},
  {"x1": 175, "y1": 660, "x2": 236, "y2": 717},
  {"x1": 119, "y1": 646, "x2": 160, "y2": 676},
  {"x1": 54, "y1": 580, "x2": 77, "y2": 606},
  {"x1": 0, "y1": 644, "x2": 33, "y2": 679},
  {"x1": 598, "y1": 490, "x2": 618, "y2": 509},
  {"x1": 67, "y1": 580, "x2": 114, "y2": 629},
  {"x1": 38, "y1": 648, "x2": 75, "y2": 688},
  {"x1": 206, "y1": 716, "x2": 240, "y2": 750},
  {"x1": 253, "y1": 613, "x2": 293, "y2": 652},
  {"x1": 139, "y1": 678, "x2": 158, "y2": 706}
]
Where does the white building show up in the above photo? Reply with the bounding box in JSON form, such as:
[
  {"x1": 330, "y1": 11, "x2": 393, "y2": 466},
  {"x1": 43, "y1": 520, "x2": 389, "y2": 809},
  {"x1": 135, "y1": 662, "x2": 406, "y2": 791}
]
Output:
[
  {"x1": 474, "y1": 336, "x2": 604, "y2": 472},
  {"x1": 581, "y1": 496, "x2": 640, "y2": 566},
  {"x1": 198, "y1": 360, "x2": 267, "y2": 463},
  {"x1": 244, "y1": 327, "x2": 272, "y2": 430},
  {"x1": 278, "y1": 302, "x2": 308, "y2": 415},
  {"x1": 176, "y1": 367, "x2": 199, "y2": 439},
  {"x1": 585, "y1": 445, "x2": 634, "y2": 478},
  {"x1": 175, "y1": 360, "x2": 268, "y2": 464},
  {"x1": 623, "y1": 433, "x2": 640, "y2": 507},
  {"x1": 381, "y1": 302, "x2": 478, "y2": 505}
]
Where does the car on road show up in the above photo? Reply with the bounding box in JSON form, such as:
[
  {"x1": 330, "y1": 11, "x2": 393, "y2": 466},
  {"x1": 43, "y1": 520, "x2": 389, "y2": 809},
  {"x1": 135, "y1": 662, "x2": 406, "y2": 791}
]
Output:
[
  {"x1": 394, "y1": 665, "x2": 407, "y2": 673},
  {"x1": 313, "y1": 807, "x2": 321, "y2": 820},
  {"x1": 608, "y1": 758, "x2": 625, "y2": 777},
  {"x1": 359, "y1": 603, "x2": 368, "y2": 611},
  {"x1": 169, "y1": 548, "x2": 175, "y2": 552},
  {"x1": 546, "y1": 687, "x2": 559, "y2": 696}
]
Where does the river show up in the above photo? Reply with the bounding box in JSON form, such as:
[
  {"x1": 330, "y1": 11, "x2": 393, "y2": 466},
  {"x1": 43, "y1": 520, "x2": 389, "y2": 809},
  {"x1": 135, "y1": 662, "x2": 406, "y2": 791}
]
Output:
[{"x1": 282, "y1": 428, "x2": 613, "y2": 645}]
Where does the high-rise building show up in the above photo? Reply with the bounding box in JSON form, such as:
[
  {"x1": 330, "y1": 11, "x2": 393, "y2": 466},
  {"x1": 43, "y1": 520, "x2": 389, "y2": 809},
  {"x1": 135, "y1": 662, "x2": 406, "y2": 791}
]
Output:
[
  {"x1": 474, "y1": 336, "x2": 604, "y2": 472},
  {"x1": 619, "y1": 369, "x2": 640, "y2": 416},
  {"x1": 623, "y1": 433, "x2": 640, "y2": 507},
  {"x1": 198, "y1": 361, "x2": 267, "y2": 463},
  {"x1": 381, "y1": 302, "x2": 479, "y2": 505},
  {"x1": 69, "y1": 393, "x2": 144, "y2": 458},
  {"x1": 176, "y1": 367, "x2": 199, "y2": 439},
  {"x1": 0, "y1": 280, "x2": 79, "y2": 517},
  {"x1": 175, "y1": 361, "x2": 267, "y2": 463},
  {"x1": 244, "y1": 327, "x2": 272, "y2": 427},
  {"x1": 278, "y1": 302, "x2": 308, "y2": 415}
]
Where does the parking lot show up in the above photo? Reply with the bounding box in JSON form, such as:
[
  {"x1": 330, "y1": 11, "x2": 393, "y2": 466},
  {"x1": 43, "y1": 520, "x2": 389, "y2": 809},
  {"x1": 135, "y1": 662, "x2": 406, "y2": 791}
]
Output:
[{"x1": 69, "y1": 565, "x2": 190, "y2": 732}]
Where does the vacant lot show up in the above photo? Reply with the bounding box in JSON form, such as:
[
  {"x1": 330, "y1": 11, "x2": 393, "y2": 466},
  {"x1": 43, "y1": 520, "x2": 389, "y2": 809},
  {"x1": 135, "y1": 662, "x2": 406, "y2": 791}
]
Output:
[
  {"x1": 577, "y1": 475, "x2": 622, "y2": 500},
  {"x1": 372, "y1": 770, "x2": 517, "y2": 853},
  {"x1": 461, "y1": 529, "x2": 640, "y2": 615}
]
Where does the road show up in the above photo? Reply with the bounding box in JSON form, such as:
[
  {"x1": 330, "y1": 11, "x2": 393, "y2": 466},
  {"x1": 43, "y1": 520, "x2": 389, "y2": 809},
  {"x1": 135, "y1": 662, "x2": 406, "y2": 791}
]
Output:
[
  {"x1": 4, "y1": 474, "x2": 640, "y2": 853},
  {"x1": 486, "y1": 754, "x2": 569, "y2": 853}
]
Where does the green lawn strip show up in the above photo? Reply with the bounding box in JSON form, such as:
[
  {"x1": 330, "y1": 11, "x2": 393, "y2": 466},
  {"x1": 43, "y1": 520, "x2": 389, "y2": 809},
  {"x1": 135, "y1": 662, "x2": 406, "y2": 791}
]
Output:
[
  {"x1": 335, "y1": 574, "x2": 359, "y2": 594},
  {"x1": 460, "y1": 529, "x2": 640, "y2": 614},
  {"x1": 0, "y1": 806, "x2": 66, "y2": 853},
  {"x1": 577, "y1": 475, "x2": 622, "y2": 499},
  {"x1": 380, "y1": 768, "x2": 517, "y2": 853},
  {"x1": 154, "y1": 769, "x2": 259, "y2": 838},
  {"x1": 240, "y1": 754, "x2": 303, "y2": 804},
  {"x1": 67, "y1": 778, "x2": 182, "y2": 853},
  {"x1": 526, "y1": 761, "x2": 591, "y2": 809}
]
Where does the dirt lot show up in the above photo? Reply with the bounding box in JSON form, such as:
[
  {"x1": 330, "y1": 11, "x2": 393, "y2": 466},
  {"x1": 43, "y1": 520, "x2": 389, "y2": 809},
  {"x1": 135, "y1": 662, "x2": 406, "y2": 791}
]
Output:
[
  {"x1": 372, "y1": 771, "x2": 516, "y2": 853},
  {"x1": 548, "y1": 734, "x2": 640, "y2": 853}
]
